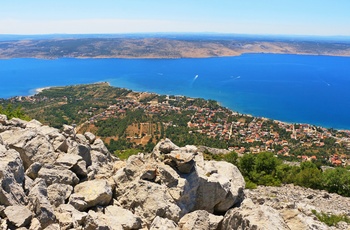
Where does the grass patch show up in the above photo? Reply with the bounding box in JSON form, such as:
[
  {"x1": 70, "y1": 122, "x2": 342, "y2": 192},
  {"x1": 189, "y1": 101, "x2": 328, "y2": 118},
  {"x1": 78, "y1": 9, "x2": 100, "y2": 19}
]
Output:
[
  {"x1": 312, "y1": 210, "x2": 350, "y2": 226},
  {"x1": 114, "y1": 148, "x2": 141, "y2": 160}
]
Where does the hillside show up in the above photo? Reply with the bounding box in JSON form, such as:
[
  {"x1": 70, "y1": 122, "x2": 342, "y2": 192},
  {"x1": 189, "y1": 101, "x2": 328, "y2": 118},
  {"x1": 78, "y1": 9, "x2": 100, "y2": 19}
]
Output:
[
  {"x1": 0, "y1": 116, "x2": 349, "y2": 229},
  {"x1": 3, "y1": 83, "x2": 350, "y2": 167},
  {"x1": 1, "y1": 36, "x2": 350, "y2": 59}
]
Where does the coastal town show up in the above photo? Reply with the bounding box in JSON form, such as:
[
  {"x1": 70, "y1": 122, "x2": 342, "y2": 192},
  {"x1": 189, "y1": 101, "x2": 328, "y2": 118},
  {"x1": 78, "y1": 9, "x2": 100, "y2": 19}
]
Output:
[{"x1": 5, "y1": 84, "x2": 350, "y2": 167}]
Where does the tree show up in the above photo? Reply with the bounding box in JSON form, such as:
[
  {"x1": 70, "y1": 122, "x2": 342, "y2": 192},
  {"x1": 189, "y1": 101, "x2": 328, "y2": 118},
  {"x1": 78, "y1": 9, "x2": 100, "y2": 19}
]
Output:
[{"x1": 255, "y1": 152, "x2": 280, "y2": 175}]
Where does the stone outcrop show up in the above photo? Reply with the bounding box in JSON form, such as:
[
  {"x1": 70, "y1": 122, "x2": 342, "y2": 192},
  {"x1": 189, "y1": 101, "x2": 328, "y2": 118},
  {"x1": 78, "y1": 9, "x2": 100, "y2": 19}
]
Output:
[
  {"x1": 4, "y1": 205, "x2": 32, "y2": 228},
  {"x1": 0, "y1": 115, "x2": 348, "y2": 229},
  {"x1": 69, "y1": 179, "x2": 113, "y2": 211}
]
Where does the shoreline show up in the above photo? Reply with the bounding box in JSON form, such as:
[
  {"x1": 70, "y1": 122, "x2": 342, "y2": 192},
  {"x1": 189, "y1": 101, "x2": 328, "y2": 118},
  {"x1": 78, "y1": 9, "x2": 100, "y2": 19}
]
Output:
[
  {"x1": 2, "y1": 52, "x2": 350, "y2": 61},
  {"x1": 29, "y1": 81, "x2": 111, "y2": 97},
  {"x1": 6, "y1": 82, "x2": 350, "y2": 132}
]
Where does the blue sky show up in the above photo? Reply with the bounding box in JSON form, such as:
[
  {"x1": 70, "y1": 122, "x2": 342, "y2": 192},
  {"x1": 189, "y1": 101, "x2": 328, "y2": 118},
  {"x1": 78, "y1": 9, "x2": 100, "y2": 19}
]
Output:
[{"x1": 1, "y1": 0, "x2": 350, "y2": 36}]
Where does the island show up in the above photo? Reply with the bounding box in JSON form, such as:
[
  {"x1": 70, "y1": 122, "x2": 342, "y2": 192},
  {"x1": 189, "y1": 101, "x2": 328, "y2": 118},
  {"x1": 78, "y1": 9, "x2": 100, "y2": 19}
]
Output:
[{"x1": 1, "y1": 34, "x2": 350, "y2": 59}]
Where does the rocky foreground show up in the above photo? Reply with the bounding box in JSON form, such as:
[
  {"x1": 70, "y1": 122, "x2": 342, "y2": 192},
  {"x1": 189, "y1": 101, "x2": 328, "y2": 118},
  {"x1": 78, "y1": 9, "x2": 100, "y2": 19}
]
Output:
[{"x1": 0, "y1": 115, "x2": 349, "y2": 229}]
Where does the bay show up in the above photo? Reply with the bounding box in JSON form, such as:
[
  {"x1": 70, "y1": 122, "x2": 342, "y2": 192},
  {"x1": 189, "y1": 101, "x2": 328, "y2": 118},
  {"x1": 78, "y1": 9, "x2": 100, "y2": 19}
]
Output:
[{"x1": 0, "y1": 54, "x2": 350, "y2": 130}]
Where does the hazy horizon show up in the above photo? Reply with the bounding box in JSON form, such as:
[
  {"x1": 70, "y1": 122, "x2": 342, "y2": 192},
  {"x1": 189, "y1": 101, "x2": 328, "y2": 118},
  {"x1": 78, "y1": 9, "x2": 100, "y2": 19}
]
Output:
[{"x1": 1, "y1": 1, "x2": 350, "y2": 36}]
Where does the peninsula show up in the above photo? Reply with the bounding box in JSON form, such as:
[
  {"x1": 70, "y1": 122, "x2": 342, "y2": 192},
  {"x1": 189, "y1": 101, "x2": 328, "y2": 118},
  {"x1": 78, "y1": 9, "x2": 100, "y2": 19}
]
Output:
[{"x1": 1, "y1": 34, "x2": 350, "y2": 59}]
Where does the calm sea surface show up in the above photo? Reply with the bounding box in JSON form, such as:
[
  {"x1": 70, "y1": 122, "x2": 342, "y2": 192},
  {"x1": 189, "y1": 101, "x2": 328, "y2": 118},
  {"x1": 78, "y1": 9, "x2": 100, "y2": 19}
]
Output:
[{"x1": 1, "y1": 54, "x2": 350, "y2": 130}]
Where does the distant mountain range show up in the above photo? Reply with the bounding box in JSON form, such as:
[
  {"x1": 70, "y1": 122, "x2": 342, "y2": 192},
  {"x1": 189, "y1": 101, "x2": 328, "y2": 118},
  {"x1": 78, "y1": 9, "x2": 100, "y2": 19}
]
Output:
[{"x1": 0, "y1": 34, "x2": 349, "y2": 59}]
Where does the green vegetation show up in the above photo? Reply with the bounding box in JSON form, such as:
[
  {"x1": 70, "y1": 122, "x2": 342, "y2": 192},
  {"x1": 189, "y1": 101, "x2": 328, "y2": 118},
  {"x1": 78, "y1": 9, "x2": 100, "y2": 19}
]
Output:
[
  {"x1": 96, "y1": 109, "x2": 147, "y2": 137},
  {"x1": 312, "y1": 210, "x2": 350, "y2": 227},
  {"x1": 3, "y1": 83, "x2": 350, "y2": 198},
  {"x1": 0, "y1": 104, "x2": 30, "y2": 120},
  {"x1": 236, "y1": 152, "x2": 350, "y2": 197},
  {"x1": 114, "y1": 148, "x2": 141, "y2": 160}
]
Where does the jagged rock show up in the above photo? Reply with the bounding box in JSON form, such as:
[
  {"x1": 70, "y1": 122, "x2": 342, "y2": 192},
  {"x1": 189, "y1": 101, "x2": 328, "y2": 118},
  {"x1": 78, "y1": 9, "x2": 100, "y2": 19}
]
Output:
[
  {"x1": 84, "y1": 132, "x2": 96, "y2": 144},
  {"x1": 4, "y1": 205, "x2": 32, "y2": 228},
  {"x1": 164, "y1": 149, "x2": 196, "y2": 174},
  {"x1": 0, "y1": 147, "x2": 26, "y2": 206},
  {"x1": 26, "y1": 119, "x2": 43, "y2": 129},
  {"x1": 178, "y1": 210, "x2": 223, "y2": 230},
  {"x1": 245, "y1": 184, "x2": 350, "y2": 230},
  {"x1": 69, "y1": 179, "x2": 112, "y2": 211},
  {"x1": 8, "y1": 117, "x2": 27, "y2": 128},
  {"x1": 0, "y1": 114, "x2": 7, "y2": 125},
  {"x1": 1, "y1": 129, "x2": 59, "y2": 170},
  {"x1": 63, "y1": 124, "x2": 75, "y2": 136},
  {"x1": 221, "y1": 198, "x2": 290, "y2": 230},
  {"x1": 27, "y1": 178, "x2": 56, "y2": 228},
  {"x1": 25, "y1": 162, "x2": 42, "y2": 180},
  {"x1": 26, "y1": 134, "x2": 59, "y2": 166},
  {"x1": 38, "y1": 165, "x2": 79, "y2": 186},
  {"x1": 55, "y1": 204, "x2": 88, "y2": 229},
  {"x1": 44, "y1": 223, "x2": 61, "y2": 230},
  {"x1": 36, "y1": 125, "x2": 58, "y2": 136},
  {"x1": 53, "y1": 135, "x2": 69, "y2": 153},
  {"x1": 104, "y1": 205, "x2": 142, "y2": 229},
  {"x1": 150, "y1": 216, "x2": 178, "y2": 230},
  {"x1": 140, "y1": 163, "x2": 158, "y2": 181},
  {"x1": 29, "y1": 218, "x2": 41, "y2": 230},
  {"x1": 91, "y1": 138, "x2": 111, "y2": 156},
  {"x1": 87, "y1": 150, "x2": 115, "y2": 179},
  {"x1": 55, "y1": 154, "x2": 87, "y2": 178},
  {"x1": 157, "y1": 164, "x2": 199, "y2": 217},
  {"x1": 47, "y1": 183, "x2": 73, "y2": 207},
  {"x1": 194, "y1": 160, "x2": 245, "y2": 213},
  {"x1": 153, "y1": 138, "x2": 179, "y2": 155},
  {"x1": 68, "y1": 144, "x2": 92, "y2": 166},
  {"x1": 0, "y1": 129, "x2": 37, "y2": 169},
  {"x1": 116, "y1": 180, "x2": 181, "y2": 227},
  {"x1": 24, "y1": 175, "x2": 34, "y2": 194},
  {"x1": 76, "y1": 133, "x2": 88, "y2": 143},
  {"x1": 88, "y1": 210, "x2": 121, "y2": 229}
]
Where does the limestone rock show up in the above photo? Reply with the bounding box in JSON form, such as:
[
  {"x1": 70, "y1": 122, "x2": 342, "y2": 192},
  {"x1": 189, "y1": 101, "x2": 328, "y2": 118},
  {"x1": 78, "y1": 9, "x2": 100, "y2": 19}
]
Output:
[
  {"x1": 178, "y1": 210, "x2": 223, "y2": 230},
  {"x1": 150, "y1": 216, "x2": 178, "y2": 230},
  {"x1": 76, "y1": 133, "x2": 88, "y2": 143},
  {"x1": 68, "y1": 144, "x2": 92, "y2": 166},
  {"x1": 25, "y1": 119, "x2": 43, "y2": 129},
  {"x1": 25, "y1": 162, "x2": 42, "y2": 180},
  {"x1": 0, "y1": 129, "x2": 37, "y2": 169},
  {"x1": 38, "y1": 165, "x2": 79, "y2": 186},
  {"x1": 63, "y1": 124, "x2": 75, "y2": 136},
  {"x1": 195, "y1": 160, "x2": 245, "y2": 213},
  {"x1": 27, "y1": 178, "x2": 56, "y2": 228},
  {"x1": 164, "y1": 150, "x2": 196, "y2": 174},
  {"x1": 104, "y1": 205, "x2": 142, "y2": 229},
  {"x1": 84, "y1": 132, "x2": 96, "y2": 144},
  {"x1": 0, "y1": 148, "x2": 26, "y2": 206},
  {"x1": 69, "y1": 179, "x2": 112, "y2": 211},
  {"x1": 29, "y1": 218, "x2": 41, "y2": 230},
  {"x1": 116, "y1": 180, "x2": 181, "y2": 227},
  {"x1": 91, "y1": 138, "x2": 111, "y2": 156},
  {"x1": 4, "y1": 205, "x2": 32, "y2": 228},
  {"x1": 24, "y1": 175, "x2": 34, "y2": 194},
  {"x1": 55, "y1": 154, "x2": 87, "y2": 178},
  {"x1": 8, "y1": 118, "x2": 27, "y2": 128},
  {"x1": 55, "y1": 204, "x2": 88, "y2": 229},
  {"x1": 221, "y1": 198, "x2": 290, "y2": 230},
  {"x1": 47, "y1": 183, "x2": 73, "y2": 207},
  {"x1": 153, "y1": 138, "x2": 179, "y2": 156},
  {"x1": 0, "y1": 114, "x2": 7, "y2": 125}
]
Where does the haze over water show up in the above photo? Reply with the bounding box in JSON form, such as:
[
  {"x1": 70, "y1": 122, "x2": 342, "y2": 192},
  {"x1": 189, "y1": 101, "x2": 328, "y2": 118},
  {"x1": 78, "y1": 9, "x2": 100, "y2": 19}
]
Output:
[{"x1": 1, "y1": 54, "x2": 350, "y2": 130}]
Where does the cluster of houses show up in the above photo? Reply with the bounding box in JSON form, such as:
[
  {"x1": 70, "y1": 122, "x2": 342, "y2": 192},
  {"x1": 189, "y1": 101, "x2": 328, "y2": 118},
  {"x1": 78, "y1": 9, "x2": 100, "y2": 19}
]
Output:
[{"x1": 11, "y1": 91, "x2": 350, "y2": 166}]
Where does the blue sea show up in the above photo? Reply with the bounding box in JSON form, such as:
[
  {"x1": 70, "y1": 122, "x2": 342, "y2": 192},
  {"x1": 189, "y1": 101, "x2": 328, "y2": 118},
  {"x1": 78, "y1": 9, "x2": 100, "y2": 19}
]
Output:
[{"x1": 1, "y1": 54, "x2": 350, "y2": 130}]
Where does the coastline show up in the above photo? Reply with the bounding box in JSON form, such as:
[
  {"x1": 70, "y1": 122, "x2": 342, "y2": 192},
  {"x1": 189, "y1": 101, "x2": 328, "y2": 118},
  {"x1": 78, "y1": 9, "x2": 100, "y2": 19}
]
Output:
[
  {"x1": 29, "y1": 81, "x2": 111, "y2": 97},
  {"x1": 35, "y1": 86, "x2": 52, "y2": 94}
]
